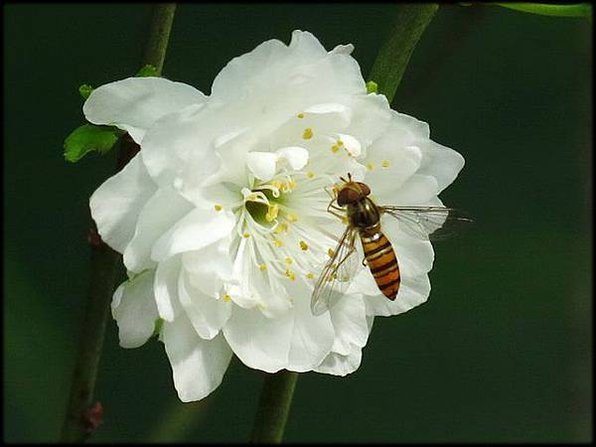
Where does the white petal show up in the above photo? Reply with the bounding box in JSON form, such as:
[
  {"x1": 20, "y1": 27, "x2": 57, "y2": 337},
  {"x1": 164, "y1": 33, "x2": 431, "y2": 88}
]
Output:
[
  {"x1": 151, "y1": 208, "x2": 235, "y2": 262},
  {"x1": 123, "y1": 187, "x2": 194, "y2": 272},
  {"x1": 211, "y1": 38, "x2": 288, "y2": 103},
  {"x1": 417, "y1": 140, "x2": 465, "y2": 193},
  {"x1": 223, "y1": 305, "x2": 293, "y2": 372},
  {"x1": 90, "y1": 153, "x2": 157, "y2": 253},
  {"x1": 365, "y1": 274, "x2": 431, "y2": 317},
  {"x1": 84, "y1": 77, "x2": 207, "y2": 143},
  {"x1": 161, "y1": 315, "x2": 233, "y2": 402},
  {"x1": 111, "y1": 270, "x2": 159, "y2": 348},
  {"x1": 224, "y1": 280, "x2": 335, "y2": 372},
  {"x1": 385, "y1": 112, "x2": 464, "y2": 193},
  {"x1": 346, "y1": 94, "x2": 393, "y2": 149},
  {"x1": 211, "y1": 30, "x2": 364, "y2": 108},
  {"x1": 154, "y1": 256, "x2": 182, "y2": 322},
  {"x1": 392, "y1": 112, "x2": 431, "y2": 139},
  {"x1": 336, "y1": 133, "x2": 361, "y2": 157},
  {"x1": 140, "y1": 103, "x2": 221, "y2": 194},
  {"x1": 348, "y1": 268, "x2": 383, "y2": 296},
  {"x1": 178, "y1": 269, "x2": 232, "y2": 340},
  {"x1": 303, "y1": 102, "x2": 349, "y2": 115},
  {"x1": 289, "y1": 29, "x2": 328, "y2": 57},
  {"x1": 381, "y1": 217, "x2": 435, "y2": 277},
  {"x1": 275, "y1": 146, "x2": 309, "y2": 171},
  {"x1": 391, "y1": 174, "x2": 440, "y2": 205},
  {"x1": 363, "y1": 134, "x2": 423, "y2": 201},
  {"x1": 287, "y1": 288, "x2": 335, "y2": 371},
  {"x1": 330, "y1": 44, "x2": 354, "y2": 55},
  {"x1": 315, "y1": 347, "x2": 362, "y2": 376},
  {"x1": 227, "y1": 238, "x2": 293, "y2": 316},
  {"x1": 326, "y1": 295, "x2": 369, "y2": 356},
  {"x1": 246, "y1": 152, "x2": 278, "y2": 181},
  {"x1": 182, "y1": 239, "x2": 234, "y2": 298}
]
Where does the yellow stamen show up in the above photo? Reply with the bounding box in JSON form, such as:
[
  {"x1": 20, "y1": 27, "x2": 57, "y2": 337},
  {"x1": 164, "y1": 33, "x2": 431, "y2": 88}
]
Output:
[
  {"x1": 366, "y1": 162, "x2": 375, "y2": 171},
  {"x1": 287, "y1": 213, "x2": 298, "y2": 223},
  {"x1": 328, "y1": 248, "x2": 335, "y2": 258},
  {"x1": 214, "y1": 204, "x2": 223, "y2": 212},
  {"x1": 265, "y1": 204, "x2": 279, "y2": 222},
  {"x1": 259, "y1": 264, "x2": 267, "y2": 272},
  {"x1": 285, "y1": 257, "x2": 293, "y2": 265},
  {"x1": 297, "y1": 112, "x2": 305, "y2": 119},
  {"x1": 306, "y1": 272, "x2": 315, "y2": 280},
  {"x1": 243, "y1": 232, "x2": 250, "y2": 238},
  {"x1": 284, "y1": 269, "x2": 296, "y2": 281},
  {"x1": 273, "y1": 239, "x2": 284, "y2": 248},
  {"x1": 222, "y1": 294, "x2": 232, "y2": 302},
  {"x1": 381, "y1": 159, "x2": 391, "y2": 168},
  {"x1": 336, "y1": 139, "x2": 344, "y2": 146},
  {"x1": 299, "y1": 240, "x2": 308, "y2": 251},
  {"x1": 274, "y1": 222, "x2": 288, "y2": 234},
  {"x1": 280, "y1": 181, "x2": 291, "y2": 193},
  {"x1": 331, "y1": 144, "x2": 340, "y2": 153},
  {"x1": 302, "y1": 128, "x2": 313, "y2": 140},
  {"x1": 306, "y1": 171, "x2": 315, "y2": 179}
]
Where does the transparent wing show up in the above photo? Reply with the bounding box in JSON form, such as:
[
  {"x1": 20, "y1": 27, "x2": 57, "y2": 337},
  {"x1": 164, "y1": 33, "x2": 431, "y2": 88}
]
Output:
[
  {"x1": 311, "y1": 226, "x2": 359, "y2": 316},
  {"x1": 380, "y1": 206, "x2": 473, "y2": 241}
]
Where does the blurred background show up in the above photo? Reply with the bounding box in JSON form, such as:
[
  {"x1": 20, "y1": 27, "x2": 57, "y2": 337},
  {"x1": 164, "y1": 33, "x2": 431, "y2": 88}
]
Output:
[{"x1": 3, "y1": 3, "x2": 592, "y2": 443}]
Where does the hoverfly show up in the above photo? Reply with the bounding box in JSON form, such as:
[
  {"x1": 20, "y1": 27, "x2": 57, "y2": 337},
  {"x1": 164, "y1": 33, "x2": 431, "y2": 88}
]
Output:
[{"x1": 310, "y1": 173, "x2": 470, "y2": 316}]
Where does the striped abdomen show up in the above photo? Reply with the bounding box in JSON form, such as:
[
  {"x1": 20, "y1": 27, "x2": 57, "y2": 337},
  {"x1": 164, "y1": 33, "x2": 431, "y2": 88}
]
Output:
[{"x1": 360, "y1": 227, "x2": 400, "y2": 300}]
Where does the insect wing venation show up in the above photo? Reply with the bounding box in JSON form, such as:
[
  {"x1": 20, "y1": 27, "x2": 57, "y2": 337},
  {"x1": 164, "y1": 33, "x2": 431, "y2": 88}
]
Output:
[
  {"x1": 310, "y1": 226, "x2": 359, "y2": 316},
  {"x1": 380, "y1": 206, "x2": 471, "y2": 240}
]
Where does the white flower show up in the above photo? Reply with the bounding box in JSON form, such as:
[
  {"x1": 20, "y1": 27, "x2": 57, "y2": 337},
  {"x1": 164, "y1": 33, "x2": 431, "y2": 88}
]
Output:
[{"x1": 86, "y1": 30, "x2": 464, "y2": 402}]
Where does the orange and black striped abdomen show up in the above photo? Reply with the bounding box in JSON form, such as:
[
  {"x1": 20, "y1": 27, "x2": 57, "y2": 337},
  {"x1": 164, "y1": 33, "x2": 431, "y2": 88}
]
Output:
[{"x1": 360, "y1": 229, "x2": 400, "y2": 300}]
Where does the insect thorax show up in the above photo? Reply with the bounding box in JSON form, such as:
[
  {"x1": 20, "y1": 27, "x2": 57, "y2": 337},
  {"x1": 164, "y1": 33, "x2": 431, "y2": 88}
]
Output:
[{"x1": 346, "y1": 197, "x2": 381, "y2": 229}]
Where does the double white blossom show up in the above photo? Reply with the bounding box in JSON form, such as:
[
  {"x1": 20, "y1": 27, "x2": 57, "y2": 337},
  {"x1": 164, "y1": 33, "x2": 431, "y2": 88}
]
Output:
[{"x1": 86, "y1": 30, "x2": 464, "y2": 402}]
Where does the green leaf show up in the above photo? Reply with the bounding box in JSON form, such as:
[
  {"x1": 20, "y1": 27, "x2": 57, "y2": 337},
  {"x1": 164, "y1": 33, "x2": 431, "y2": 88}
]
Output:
[
  {"x1": 64, "y1": 124, "x2": 122, "y2": 163},
  {"x1": 136, "y1": 64, "x2": 159, "y2": 77},
  {"x1": 494, "y1": 3, "x2": 592, "y2": 18},
  {"x1": 366, "y1": 81, "x2": 378, "y2": 94},
  {"x1": 78, "y1": 84, "x2": 94, "y2": 100}
]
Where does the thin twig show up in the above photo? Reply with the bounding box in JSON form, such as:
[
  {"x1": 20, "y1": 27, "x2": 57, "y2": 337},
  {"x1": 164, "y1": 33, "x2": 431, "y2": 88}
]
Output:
[{"x1": 59, "y1": 4, "x2": 177, "y2": 443}]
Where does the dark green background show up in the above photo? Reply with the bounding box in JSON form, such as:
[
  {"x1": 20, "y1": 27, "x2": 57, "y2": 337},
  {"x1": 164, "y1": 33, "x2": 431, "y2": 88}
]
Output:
[{"x1": 4, "y1": 3, "x2": 592, "y2": 443}]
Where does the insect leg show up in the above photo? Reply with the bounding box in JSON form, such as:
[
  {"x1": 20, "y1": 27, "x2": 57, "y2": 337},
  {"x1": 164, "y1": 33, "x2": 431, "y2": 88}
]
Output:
[
  {"x1": 324, "y1": 185, "x2": 338, "y2": 200},
  {"x1": 326, "y1": 199, "x2": 345, "y2": 220}
]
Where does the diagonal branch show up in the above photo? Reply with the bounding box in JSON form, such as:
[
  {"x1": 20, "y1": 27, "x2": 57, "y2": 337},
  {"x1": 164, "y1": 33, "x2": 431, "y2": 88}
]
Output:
[{"x1": 59, "y1": 4, "x2": 177, "y2": 443}]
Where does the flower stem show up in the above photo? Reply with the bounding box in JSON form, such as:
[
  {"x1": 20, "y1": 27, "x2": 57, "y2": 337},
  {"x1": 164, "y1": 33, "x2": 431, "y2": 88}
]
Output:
[
  {"x1": 249, "y1": 370, "x2": 299, "y2": 444},
  {"x1": 59, "y1": 4, "x2": 177, "y2": 443},
  {"x1": 143, "y1": 3, "x2": 177, "y2": 75},
  {"x1": 248, "y1": 8, "x2": 440, "y2": 444},
  {"x1": 368, "y1": 3, "x2": 439, "y2": 104}
]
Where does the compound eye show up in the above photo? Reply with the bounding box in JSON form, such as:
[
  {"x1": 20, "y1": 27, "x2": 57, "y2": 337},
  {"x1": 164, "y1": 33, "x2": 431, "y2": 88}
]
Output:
[
  {"x1": 337, "y1": 187, "x2": 359, "y2": 206},
  {"x1": 356, "y1": 182, "x2": 371, "y2": 196}
]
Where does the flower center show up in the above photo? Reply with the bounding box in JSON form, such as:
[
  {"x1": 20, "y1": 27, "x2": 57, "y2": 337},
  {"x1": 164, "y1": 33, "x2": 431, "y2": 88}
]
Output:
[{"x1": 243, "y1": 176, "x2": 297, "y2": 226}]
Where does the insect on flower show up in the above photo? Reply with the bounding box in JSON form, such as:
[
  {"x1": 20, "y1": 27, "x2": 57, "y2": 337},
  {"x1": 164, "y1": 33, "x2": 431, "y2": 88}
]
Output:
[{"x1": 311, "y1": 173, "x2": 471, "y2": 316}]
